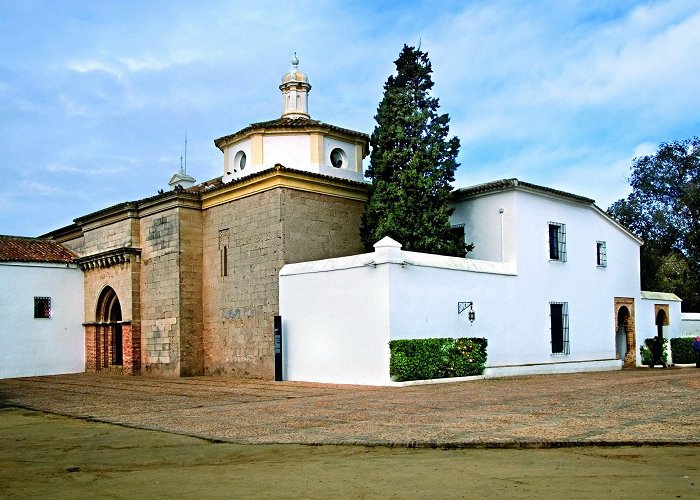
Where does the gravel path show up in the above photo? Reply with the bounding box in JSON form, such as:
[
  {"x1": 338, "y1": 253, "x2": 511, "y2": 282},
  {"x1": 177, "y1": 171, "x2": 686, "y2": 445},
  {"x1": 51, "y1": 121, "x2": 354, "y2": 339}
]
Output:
[{"x1": 1, "y1": 368, "x2": 698, "y2": 448}]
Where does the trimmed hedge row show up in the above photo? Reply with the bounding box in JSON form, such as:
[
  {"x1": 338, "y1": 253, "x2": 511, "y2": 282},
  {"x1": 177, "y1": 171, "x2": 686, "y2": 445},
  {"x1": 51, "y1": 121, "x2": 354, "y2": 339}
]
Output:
[
  {"x1": 670, "y1": 337, "x2": 698, "y2": 364},
  {"x1": 389, "y1": 337, "x2": 487, "y2": 382}
]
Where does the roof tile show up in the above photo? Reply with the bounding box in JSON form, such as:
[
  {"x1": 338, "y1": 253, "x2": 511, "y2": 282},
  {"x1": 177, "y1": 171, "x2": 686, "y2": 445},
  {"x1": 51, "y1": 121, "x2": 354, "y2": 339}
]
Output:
[{"x1": 0, "y1": 235, "x2": 77, "y2": 263}]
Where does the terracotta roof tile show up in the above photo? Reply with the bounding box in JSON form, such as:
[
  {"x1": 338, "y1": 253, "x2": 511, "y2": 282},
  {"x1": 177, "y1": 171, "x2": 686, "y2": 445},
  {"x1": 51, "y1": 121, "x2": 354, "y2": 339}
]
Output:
[
  {"x1": 214, "y1": 117, "x2": 369, "y2": 150},
  {"x1": 0, "y1": 235, "x2": 77, "y2": 263},
  {"x1": 452, "y1": 178, "x2": 595, "y2": 205}
]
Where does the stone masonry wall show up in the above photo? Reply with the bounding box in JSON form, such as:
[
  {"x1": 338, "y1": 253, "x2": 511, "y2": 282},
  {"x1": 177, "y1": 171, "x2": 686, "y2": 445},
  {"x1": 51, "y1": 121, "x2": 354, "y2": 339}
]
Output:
[
  {"x1": 281, "y1": 189, "x2": 365, "y2": 264},
  {"x1": 178, "y1": 207, "x2": 204, "y2": 376},
  {"x1": 202, "y1": 189, "x2": 284, "y2": 378},
  {"x1": 201, "y1": 186, "x2": 366, "y2": 379},
  {"x1": 83, "y1": 218, "x2": 138, "y2": 255},
  {"x1": 139, "y1": 209, "x2": 182, "y2": 376}
]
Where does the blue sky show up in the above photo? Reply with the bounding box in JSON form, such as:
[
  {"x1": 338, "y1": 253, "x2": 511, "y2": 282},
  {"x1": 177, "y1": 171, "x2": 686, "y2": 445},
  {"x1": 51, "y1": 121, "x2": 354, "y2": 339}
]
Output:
[{"x1": 1, "y1": 0, "x2": 699, "y2": 236}]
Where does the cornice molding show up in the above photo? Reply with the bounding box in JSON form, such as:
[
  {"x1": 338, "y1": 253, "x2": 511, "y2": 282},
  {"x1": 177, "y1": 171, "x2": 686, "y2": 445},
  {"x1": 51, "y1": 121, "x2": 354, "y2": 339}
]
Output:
[{"x1": 77, "y1": 247, "x2": 141, "y2": 271}]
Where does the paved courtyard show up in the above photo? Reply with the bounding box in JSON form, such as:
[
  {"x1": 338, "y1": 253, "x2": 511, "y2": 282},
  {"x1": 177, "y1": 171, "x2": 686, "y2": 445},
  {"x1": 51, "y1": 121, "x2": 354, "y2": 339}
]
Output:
[{"x1": 0, "y1": 368, "x2": 698, "y2": 447}]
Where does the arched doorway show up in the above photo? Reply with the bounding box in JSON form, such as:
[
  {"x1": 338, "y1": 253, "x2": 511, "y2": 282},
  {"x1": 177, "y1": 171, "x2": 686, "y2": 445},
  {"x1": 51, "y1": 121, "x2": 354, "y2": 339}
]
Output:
[
  {"x1": 616, "y1": 306, "x2": 630, "y2": 362},
  {"x1": 614, "y1": 297, "x2": 636, "y2": 368},
  {"x1": 96, "y1": 287, "x2": 123, "y2": 368},
  {"x1": 655, "y1": 309, "x2": 667, "y2": 339}
]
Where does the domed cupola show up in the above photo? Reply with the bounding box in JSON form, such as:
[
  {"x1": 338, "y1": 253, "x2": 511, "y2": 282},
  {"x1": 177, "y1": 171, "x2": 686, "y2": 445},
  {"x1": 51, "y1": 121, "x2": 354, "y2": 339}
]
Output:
[{"x1": 279, "y1": 53, "x2": 311, "y2": 119}]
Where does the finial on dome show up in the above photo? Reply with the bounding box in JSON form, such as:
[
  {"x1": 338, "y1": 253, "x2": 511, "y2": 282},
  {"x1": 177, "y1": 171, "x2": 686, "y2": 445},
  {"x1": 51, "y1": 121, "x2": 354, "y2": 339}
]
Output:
[{"x1": 280, "y1": 53, "x2": 311, "y2": 119}]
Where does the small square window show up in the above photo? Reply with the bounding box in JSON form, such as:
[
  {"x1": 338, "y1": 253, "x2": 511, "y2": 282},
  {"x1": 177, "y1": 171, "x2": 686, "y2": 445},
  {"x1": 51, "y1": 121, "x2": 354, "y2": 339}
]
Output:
[
  {"x1": 548, "y1": 223, "x2": 567, "y2": 262},
  {"x1": 596, "y1": 241, "x2": 607, "y2": 267},
  {"x1": 34, "y1": 297, "x2": 51, "y2": 319}
]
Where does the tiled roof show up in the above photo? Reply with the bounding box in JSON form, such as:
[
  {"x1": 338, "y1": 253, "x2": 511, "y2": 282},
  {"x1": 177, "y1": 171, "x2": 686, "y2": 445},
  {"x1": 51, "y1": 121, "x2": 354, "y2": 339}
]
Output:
[
  {"x1": 188, "y1": 164, "x2": 369, "y2": 196},
  {"x1": 452, "y1": 178, "x2": 595, "y2": 205},
  {"x1": 0, "y1": 235, "x2": 77, "y2": 263},
  {"x1": 213, "y1": 117, "x2": 369, "y2": 149}
]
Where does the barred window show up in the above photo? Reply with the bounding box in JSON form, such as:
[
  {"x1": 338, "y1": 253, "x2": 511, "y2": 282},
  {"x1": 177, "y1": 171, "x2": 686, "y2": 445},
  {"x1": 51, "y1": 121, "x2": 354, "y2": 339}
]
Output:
[
  {"x1": 550, "y1": 302, "x2": 569, "y2": 354},
  {"x1": 450, "y1": 224, "x2": 466, "y2": 257},
  {"x1": 548, "y1": 223, "x2": 567, "y2": 262},
  {"x1": 596, "y1": 241, "x2": 607, "y2": 267},
  {"x1": 34, "y1": 297, "x2": 51, "y2": 319}
]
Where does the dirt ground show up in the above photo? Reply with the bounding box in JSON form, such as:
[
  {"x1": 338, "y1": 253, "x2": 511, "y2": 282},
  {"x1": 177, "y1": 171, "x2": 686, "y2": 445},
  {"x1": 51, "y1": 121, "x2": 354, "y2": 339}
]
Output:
[{"x1": 1, "y1": 407, "x2": 697, "y2": 499}]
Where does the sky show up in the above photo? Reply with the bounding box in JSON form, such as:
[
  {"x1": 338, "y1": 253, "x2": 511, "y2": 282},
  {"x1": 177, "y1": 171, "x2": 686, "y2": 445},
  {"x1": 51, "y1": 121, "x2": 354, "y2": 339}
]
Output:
[{"x1": 1, "y1": 0, "x2": 699, "y2": 237}]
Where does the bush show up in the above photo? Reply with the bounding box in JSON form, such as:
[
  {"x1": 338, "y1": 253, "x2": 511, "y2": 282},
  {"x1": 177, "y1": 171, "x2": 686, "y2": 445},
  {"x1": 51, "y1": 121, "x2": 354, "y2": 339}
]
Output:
[
  {"x1": 640, "y1": 337, "x2": 668, "y2": 366},
  {"x1": 389, "y1": 337, "x2": 487, "y2": 382},
  {"x1": 670, "y1": 337, "x2": 697, "y2": 364}
]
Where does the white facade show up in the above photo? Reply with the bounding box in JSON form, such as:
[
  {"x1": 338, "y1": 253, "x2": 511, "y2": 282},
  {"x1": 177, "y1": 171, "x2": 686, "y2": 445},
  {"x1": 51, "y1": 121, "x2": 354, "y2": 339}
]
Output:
[
  {"x1": 0, "y1": 261, "x2": 84, "y2": 379},
  {"x1": 681, "y1": 313, "x2": 700, "y2": 337},
  {"x1": 279, "y1": 181, "x2": 675, "y2": 385}
]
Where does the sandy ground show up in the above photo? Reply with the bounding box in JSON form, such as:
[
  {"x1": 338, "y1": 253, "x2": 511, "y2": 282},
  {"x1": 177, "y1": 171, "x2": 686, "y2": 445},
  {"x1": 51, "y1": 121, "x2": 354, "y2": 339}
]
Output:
[{"x1": 1, "y1": 407, "x2": 698, "y2": 499}]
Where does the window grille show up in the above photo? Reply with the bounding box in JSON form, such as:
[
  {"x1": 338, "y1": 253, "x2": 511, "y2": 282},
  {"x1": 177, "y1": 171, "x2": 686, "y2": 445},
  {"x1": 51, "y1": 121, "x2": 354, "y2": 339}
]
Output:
[
  {"x1": 548, "y1": 223, "x2": 567, "y2": 262},
  {"x1": 34, "y1": 297, "x2": 51, "y2": 319},
  {"x1": 596, "y1": 241, "x2": 607, "y2": 267},
  {"x1": 550, "y1": 302, "x2": 570, "y2": 354}
]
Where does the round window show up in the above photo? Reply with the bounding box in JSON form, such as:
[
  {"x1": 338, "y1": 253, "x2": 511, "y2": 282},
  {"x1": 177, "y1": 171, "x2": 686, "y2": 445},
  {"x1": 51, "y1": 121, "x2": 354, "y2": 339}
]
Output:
[
  {"x1": 330, "y1": 148, "x2": 345, "y2": 168},
  {"x1": 232, "y1": 150, "x2": 246, "y2": 172}
]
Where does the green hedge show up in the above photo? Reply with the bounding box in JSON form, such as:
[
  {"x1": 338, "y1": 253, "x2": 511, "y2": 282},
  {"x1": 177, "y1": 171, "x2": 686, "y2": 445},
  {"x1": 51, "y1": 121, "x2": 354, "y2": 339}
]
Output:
[
  {"x1": 670, "y1": 337, "x2": 697, "y2": 364},
  {"x1": 389, "y1": 337, "x2": 487, "y2": 382},
  {"x1": 640, "y1": 337, "x2": 668, "y2": 366}
]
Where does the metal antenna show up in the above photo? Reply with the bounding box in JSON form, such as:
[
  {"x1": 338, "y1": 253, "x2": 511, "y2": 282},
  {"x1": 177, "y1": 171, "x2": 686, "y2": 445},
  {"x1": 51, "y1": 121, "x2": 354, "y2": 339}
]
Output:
[{"x1": 184, "y1": 132, "x2": 188, "y2": 174}]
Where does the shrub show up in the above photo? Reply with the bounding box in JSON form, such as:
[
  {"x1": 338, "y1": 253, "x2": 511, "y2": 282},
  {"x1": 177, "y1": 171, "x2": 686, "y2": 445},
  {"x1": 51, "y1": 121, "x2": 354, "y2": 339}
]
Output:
[
  {"x1": 670, "y1": 337, "x2": 697, "y2": 364},
  {"x1": 389, "y1": 337, "x2": 487, "y2": 382},
  {"x1": 640, "y1": 337, "x2": 668, "y2": 366}
]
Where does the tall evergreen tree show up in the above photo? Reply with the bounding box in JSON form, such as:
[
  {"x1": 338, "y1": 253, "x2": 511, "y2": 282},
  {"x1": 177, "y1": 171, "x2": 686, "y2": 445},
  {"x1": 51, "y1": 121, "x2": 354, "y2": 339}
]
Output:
[
  {"x1": 360, "y1": 45, "x2": 469, "y2": 256},
  {"x1": 608, "y1": 137, "x2": 700, "y2": 311}
]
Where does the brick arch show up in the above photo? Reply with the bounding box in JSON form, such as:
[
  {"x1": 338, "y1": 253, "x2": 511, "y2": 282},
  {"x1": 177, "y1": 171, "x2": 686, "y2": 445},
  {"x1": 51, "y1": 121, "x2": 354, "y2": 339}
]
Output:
[
  {"x1": 85, "y1": 285, "x2": 140, "y2": 375},
  {"x1": 614, "y1": 297, "x2": 637, "y2": 368}
]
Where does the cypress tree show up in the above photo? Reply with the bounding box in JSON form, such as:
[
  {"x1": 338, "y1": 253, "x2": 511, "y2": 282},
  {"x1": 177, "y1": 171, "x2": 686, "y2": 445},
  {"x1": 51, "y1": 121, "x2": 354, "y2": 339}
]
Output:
[{"x1": 360, "y1": 44, "x2": 469, "y2": 256}]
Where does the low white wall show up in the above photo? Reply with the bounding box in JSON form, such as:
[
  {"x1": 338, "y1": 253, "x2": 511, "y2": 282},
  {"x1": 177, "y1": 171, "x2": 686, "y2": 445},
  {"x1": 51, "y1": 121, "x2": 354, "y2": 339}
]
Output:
[
  {"x1": 280, "y1": 253, "x2": 392, "y2": 385},
  {"x1": 0, "y1": 262, "x2": 85, "y2": 378},
  {"x1": 681, "y1": 313, "x2": 700, "y2": 337},
  {"x1": 280, "y1": 237, "x2": 627, "y2": 385},
  {"x1": 636, "y1": 296, "x2": 683, "y2": 365}
]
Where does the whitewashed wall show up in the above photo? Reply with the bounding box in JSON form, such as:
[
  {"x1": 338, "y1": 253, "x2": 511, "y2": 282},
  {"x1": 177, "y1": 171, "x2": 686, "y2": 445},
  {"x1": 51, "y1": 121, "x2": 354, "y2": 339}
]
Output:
[
  {"x1": 681, "y1": 313, "x2": 700, "y2": 337},
  {"x1": 279, "y1": 187, "x2": 680, "y2": 385},
  {"x1": 280, "y1": 233, "x2": 632, "y2": 385},
  {"x1": 0, "y1": 262, "x2": 84, "y2": 378},
  {"x1": 280, "y1": 252, "x2": 392, "y2": 384}
]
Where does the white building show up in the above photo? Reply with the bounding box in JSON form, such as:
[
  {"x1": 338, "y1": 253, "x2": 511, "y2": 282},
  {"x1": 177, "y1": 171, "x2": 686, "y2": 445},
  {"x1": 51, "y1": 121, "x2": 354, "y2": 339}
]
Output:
[
  {"x1": 280, "y1": 179, "x2": 684, "y2": 385},
  {"x1": 0, "y1": 236, "x2": 84, "y2": 379}
]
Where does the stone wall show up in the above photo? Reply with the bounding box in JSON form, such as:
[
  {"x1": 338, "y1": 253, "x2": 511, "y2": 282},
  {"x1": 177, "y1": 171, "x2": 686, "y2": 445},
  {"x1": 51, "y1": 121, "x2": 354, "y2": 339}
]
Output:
[
  {"x1": 201, "y1": 186, "x2": 365, "y2": 379},
  {"x1": 178, "y1": 207, "x2": 204, "y2": 376},
  {"x1": 83, "y1": 218, "x2": 139, "y2": 255},
  {"x1": 281, "y1": 189, "x2": 365, "y2": 264},
  {"x1": 202, "y1": 189, "x2": 284, "y2": 378},
  {"x1": 139, "y1": 209, "x2": 182, "y2": 376}
]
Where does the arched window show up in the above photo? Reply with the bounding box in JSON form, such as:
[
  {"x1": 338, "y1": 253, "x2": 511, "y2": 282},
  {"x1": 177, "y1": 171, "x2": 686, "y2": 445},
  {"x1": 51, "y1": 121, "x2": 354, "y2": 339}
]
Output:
[{"x1": 96, "y1": 286, "x2": 123, "y2": 366}]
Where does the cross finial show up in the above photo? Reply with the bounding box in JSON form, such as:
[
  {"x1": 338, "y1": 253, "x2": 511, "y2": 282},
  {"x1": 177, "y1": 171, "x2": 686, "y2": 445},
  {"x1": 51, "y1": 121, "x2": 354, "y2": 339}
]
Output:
[{"x1": 291, "y1": 52, "x2": 299, "y2": 69}]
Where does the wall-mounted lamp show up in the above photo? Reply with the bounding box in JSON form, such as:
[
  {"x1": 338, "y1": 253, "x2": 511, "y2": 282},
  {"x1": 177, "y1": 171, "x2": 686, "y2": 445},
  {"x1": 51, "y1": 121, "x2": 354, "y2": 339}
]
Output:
[{"x1": 458, "y1": 301, "x2": 476, "y2": 324}]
